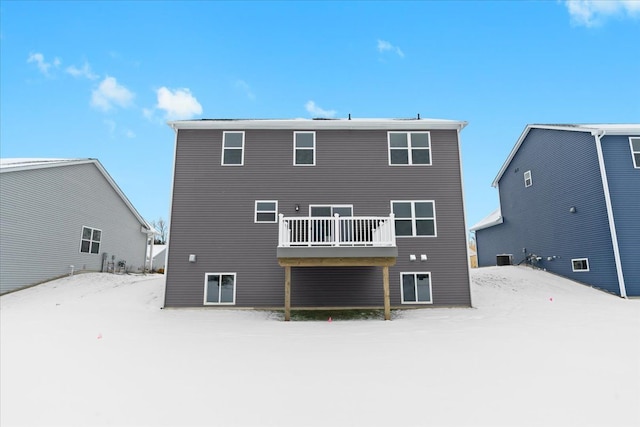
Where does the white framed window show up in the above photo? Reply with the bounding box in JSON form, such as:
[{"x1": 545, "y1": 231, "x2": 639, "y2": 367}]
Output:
[
  {"x1": 630, "y1": 137, "x2": 640, "y2": 169},
  {"x1": 572, "y1": 258, "x2": 589, "y2": 272},
  {"x1": 524, "y1": 170, "x2": 532, "y2": 187},
  {"x1": 388, "y1": 132, "x2": 431, "y2": 165},
  {"x1": 80, "y1": 226, "x2": 101, "y2": 254},
  {"x1": 222, "y1": 131, "x2": 244, "y2": 165},
  {"x1": 401, "y1": 272, "x2": 433, "y2": 304},
  {"x1": 391, "y1": 201, "x2": 436, "y2": 237},
  {"x1": 255, "y1": 200, "x2": 278, "y2": 223},
  {"x1": 294, "y1": 131, "x2": 315, "y2": 166},
  {"x1": 204, "y1": 273, "x2": 236, "y2": 305}
]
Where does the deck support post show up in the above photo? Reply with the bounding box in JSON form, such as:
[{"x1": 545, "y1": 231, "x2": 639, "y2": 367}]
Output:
[
  {"x1": 383, "y1": 266, "x2": 390, "y2": 320},
  {"x1": 284, "y1": 266, "x2": 291, "y2": 321}
]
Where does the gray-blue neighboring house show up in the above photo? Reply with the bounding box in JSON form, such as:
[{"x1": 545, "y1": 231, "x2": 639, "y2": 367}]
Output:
[
  {"x1": 471, "y1": 124, "x2": 640, "y2": 297},
  {"x1": 164, "y1": 118, "x2": 472, "y2": 319},
  {"x1": 0, "y1": 158, "x2": 155, "y2": 293}
]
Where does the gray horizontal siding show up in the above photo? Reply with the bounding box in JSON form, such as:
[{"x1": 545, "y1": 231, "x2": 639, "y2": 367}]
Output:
[
  {"x1": 165, "y1": 128, "x2": 470, "y2": 308},
  {"x1": 601, "y1": 135, "x2": 640, "y2": 296},
  {"x1": 477, "y1": 129, "x2": 620, "y2": 294},
  {"x1": 0, "y1": 164, "x2": 148, "y2": 293}
]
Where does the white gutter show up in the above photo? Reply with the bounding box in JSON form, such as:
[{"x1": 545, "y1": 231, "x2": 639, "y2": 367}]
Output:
[
  {"x1": 456, "y1": 127, "x2": 474, "y2": 307},
  {"x1": 593, "y1": 130, "x2": 627, "y2": 298}
]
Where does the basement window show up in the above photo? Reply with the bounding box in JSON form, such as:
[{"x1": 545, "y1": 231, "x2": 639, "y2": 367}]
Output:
[
  {"x1": 80, "y1": 226, "x2": 101, "y2": 254},
  {"x1": 572, "y1": 258, "x2": 589, "y2": 272},
  {"x1": 401, "y1": 272, "x2": 433, "y2": 304},
  {"x1": 204, "y1": 273, "x2": 236, "y2": 305}
]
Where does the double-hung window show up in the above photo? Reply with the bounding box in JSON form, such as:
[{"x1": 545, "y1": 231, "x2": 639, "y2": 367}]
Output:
[
  {"x1": 391, "y1": 201, "x2": 436, "y2": 237},
  {"x1": 630, "y1": 137, "x2": 640, "y2": 168},
  {"x1": 524, "y1": 170, "x2": 532, "y2": 187},
  {"x1": 204, "y1": 273, "x2": 236, "y2": 304},
  {"x1": 222, "y1": 131, "x2": 244, "y2": 165},
  {"x1": 255, "y1": 201, "x2": 278, "y2": 223},
  {"x1": 80, "y1": 226, "x2": 101, "y2": 254},
  {"x1": 294, "y1": 132, "x2": 315, "y2": 166},
  {"x1": 401, "y1": 272, "x2": 433, "y2": 304},
  {"x1": 388, "y1": 132, "x2": 431, "y2": 165}
]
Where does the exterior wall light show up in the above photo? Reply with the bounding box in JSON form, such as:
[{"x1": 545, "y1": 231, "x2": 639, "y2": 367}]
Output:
[
  {"x1": 420, "y1": 254, "x2": 427, "y2": 261},
  {"x1": 189, "y1": 254, "x2": 197, "y2": 263},
  {"x1": 569, "y1": 206, "x2": 577, "y2": 213},
  {"x1": 409, "y1": 254, "x2": 416, "y2": 261},
  {"x1": 295, "y1": 204, "x2": 300, "y2": 212}
]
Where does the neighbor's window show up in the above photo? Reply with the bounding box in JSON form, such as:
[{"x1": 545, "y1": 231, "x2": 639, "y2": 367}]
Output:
[
  {"x1": 388, "y1": 132, "x2": 431, "y2": 165},
  {"x1": 401, "y1": 272, "x2": 433, "y2": 304},
  {"x1": 222, "y1": 131, "x2": 244, "y2": 165},
  {"x1": 255, "y1": 200, "x2": 278, "y2": 223},
  {"x1": 294, "y1": 132, "x2": 315, "y2": 165},
  {"x1": 391, "y1": 201, "x2": 436, "y2": 237},
  {"x1": 204, "y1": 273, "x2": 236, "y2": 304},
  {"x1": 572, "y1": 258, "x2": 589, "y2": 272},
  {"x1": 80, "y1": 226, "x2": 101, "y2": 254},
  {"x1": 630, "y1": 138, "x2": 640, "y2": 168},
  {"x1": 524, "y1": 170, "x2": 532, "y2": 187}
]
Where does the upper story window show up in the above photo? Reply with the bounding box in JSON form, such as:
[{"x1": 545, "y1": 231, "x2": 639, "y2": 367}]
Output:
[
  {"x1": 572, "y1": 258, "x2": 589, "y2": 272},
  {"x1": 630, "y1": 137, "x2": 640, "y2": 169},
  {"x1": 255, "y1": 201, "x2": 278, "y2": 223},
  {"x1": 222, "y1": 131, "x2": 244, "y2": 165},
  {"x1": 524, "y1": 170, "x2": 532, "y2": 187},
  {"x1": 294, "y1": 132, "x2": 315, "y2": 166},
  {"x1": 391, "y1": 201, "x2": 436, "y2": 237},
  {"x1": 80, "y1": 226, "x2": 101, "y2": 254},
  {"x1": 388, "y1": 132, "x2": 431, "y2": 165}
]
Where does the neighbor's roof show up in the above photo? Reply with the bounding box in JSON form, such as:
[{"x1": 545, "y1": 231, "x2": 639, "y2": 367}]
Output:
[
  {"x1": 0, "y1": 158, "x2": 153, "y2": 232},
  {"x1": 491, "y1": 123, "x2": 640, "y2": 187},
  {"x1": 168, "y1": 117, "x2": 468, "y2": 131},
  {"x1": 469, "y1": 208, "x2": 503, "y2": 232}
]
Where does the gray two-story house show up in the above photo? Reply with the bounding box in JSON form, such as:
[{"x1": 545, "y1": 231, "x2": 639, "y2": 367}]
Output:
[
  {"x1": 471, "y1": 124, "x2": 640, "y2": 297},
  {"x1": 164, "y1": 118, "x2": 472, "y2": 319}
]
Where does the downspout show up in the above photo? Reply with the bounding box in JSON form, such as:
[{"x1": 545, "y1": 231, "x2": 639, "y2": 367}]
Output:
[
  {"x1": 456, "y1": 123, "x2": 474, "y2": 307},
  {"x1": 593, "y1": 130, "x2": 627, "y2": 298}
]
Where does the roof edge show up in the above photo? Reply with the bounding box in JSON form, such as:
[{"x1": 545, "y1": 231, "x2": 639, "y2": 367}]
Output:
[{"x1": 167, "y1": 118, "x2": 468, "y2": 131}]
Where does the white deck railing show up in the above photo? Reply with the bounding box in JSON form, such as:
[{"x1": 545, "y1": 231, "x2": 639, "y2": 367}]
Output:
[{"x1": 278, "y1": 214, "x2": 396, "y2": 247}]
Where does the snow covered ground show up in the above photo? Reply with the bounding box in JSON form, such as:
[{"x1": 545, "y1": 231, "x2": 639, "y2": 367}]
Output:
[{"x1": 1, "y1": 267, "x2": 638, "y2": 427}]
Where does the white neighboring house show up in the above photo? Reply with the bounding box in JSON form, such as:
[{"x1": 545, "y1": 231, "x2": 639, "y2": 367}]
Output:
[
  {"x1": 147, "y1": 244, "x2": 167, "y2": 272},
  {"x1": 0, "y1": 158, "x2": 155, "y2": 294}
]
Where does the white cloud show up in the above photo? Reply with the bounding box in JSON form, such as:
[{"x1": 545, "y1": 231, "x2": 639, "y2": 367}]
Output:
[
  {"x1": 103, "y1": 119, "x2": 116, "y2": 135},
  {"x1": 377, "y1": 39, "x2": 404, "y2": 58},
  {"x1": 565, "y1": 0, "x2": 640, "y2": 27},
  {"x1": 235, "y1": 80, "x2": 256, "y2": 100},
  {"x1": 154, "y1": 87, "x2": 202, "y2": 120},
  {"x1": 66, "y1": 62, "x2": 99, "y2": 80},
  {"x1": 27, "y1": 52, "x2": 61, "y2": 76},
  {"x1": 91, "y1": 76, "x2": 134, "y2": 111},
  {"x1": 124, "y1": 129, "x2": 136, "y2": 138},
  {"x1": 305, "y1": 100, "x2": 337, "y2": 118}
]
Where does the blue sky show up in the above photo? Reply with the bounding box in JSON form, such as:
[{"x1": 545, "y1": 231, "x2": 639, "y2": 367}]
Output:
[{"x1": 1, "y1": 1, "x2": 639, "y2": 232}]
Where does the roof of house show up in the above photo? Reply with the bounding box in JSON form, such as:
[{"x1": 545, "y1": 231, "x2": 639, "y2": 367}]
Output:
[
  {"x1": 469, "y1": 208, "x2": 503, "y2": 232},
  {"x1": 492, "y1": 123, "x2": 640, "y2": 187},
  {"x1": 1, "y1": 158, "x2": 153, "y2": 233},
  {"x1": 168, "y1": 117, "x2": 468, "y2": 131}
]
